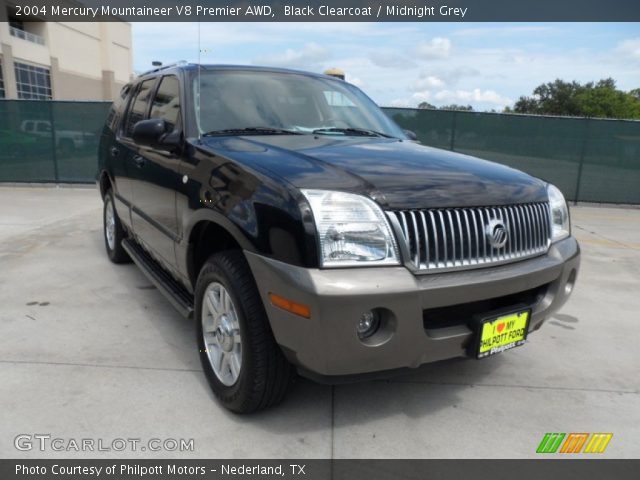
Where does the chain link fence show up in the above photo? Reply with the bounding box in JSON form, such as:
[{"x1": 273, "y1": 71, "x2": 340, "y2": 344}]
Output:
[
  {"x1": 0, "y1": 100, "x2": 638, "y2": 204},
  {"x1": 0, "y1": 100, "x2": 110, "y2": 183}
]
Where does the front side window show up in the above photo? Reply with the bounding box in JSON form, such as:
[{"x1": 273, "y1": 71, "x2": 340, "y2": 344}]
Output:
[
  {"x1": 14, "y1": 61, "x2": 51, "y2": 100},
  {"x1": 124, "y1": 78, "x2": 155, "y2": 137},
  {"x1": 193, "y1": 71, "x2": 405, "y2": 138},
  {"x1": 150, "y1": 76, "x2": 180, "y2": 131}
]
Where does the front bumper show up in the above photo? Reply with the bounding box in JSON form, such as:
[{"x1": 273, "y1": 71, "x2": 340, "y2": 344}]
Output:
[{"x1": 246, "y1": 236, "x2": 580, "y2": 379}]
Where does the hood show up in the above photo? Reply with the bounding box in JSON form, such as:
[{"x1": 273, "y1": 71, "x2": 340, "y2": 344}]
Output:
[{"x1": 200, "y1": 135, "x2": 547, "y2": 209}]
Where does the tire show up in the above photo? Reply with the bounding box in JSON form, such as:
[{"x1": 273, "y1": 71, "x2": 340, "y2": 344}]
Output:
[
  {"x1": 196, "y1": 250, "x2": 294, "y2": 413},
  {"x1": 103, "y1": 189, "x2": 130, "y2": 264}
]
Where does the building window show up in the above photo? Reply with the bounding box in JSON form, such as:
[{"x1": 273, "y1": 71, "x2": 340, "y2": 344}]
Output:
[
  {"x1": 14, "y1": 62, "x2": 52, "y2": 100},
  {"x1": 0, "y1": 60, "x2": 5, "y2": 98}
]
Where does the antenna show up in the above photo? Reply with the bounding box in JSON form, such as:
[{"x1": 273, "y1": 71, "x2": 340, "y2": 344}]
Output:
[{"x1": 197, "y1": 21, "x2": 202, "y2": 140}]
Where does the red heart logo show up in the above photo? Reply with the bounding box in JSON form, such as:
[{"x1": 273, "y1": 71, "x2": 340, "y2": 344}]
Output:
[{"x1": 496, "y1": 322, "x2": 505, "y2": 333}]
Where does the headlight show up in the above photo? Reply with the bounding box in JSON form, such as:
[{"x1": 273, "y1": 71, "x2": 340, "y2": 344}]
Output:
[
  {"x1": 547, "y1": 184, "x2": 570, "y2": 241},
  {"x1": 301, "y1": 189, "x2": 400, "y2": 267}
]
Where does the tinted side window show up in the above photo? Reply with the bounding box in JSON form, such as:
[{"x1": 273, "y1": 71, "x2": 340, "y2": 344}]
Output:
[
  {"x1": 106, "y1": 84, "x2": 131, "y2": 131},
  {"x1": 124, "y1": 78, "x2": 155, "y2": 137},
  {"x1": 150, "y1": 76, "x2": 181, "y2": 131}
]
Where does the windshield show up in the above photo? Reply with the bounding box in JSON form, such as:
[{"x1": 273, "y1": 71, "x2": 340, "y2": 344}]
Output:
[{"x1": 193, "y1": 70, "x2": 405, "y2": 138}]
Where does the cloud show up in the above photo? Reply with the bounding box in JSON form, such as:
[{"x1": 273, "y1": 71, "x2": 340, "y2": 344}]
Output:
[
  {"x1": 441, "y1": 66, "x2": 481, "y2": 84},
  {"x1": 369, "y1": 50, "x2": 415, "y2": 69},
  {"x1": 432, "y1": 89, "x2": 512, "y2": 106},
  {"x1": 411, "y1": 91, "x2": 432, "y2": 102},
  {"x1": 411, "y1": 75, "x2": 445, "y2": 90},
  {"x1": 453, "y1": 26, "x2": 555, "y2": 37},
  {"x1": 615, "y1": 38, "x2": 640, "y2": 60},
  {"x1": 389, "y1": 98, "x2": 413, "y2": 107},
  {"x1": 253, "y1": 42, "x2": 330, "y2": 69},
  {"x1": 131, "y1": 23, "x2": 639, "y2": 110},
  {"x1": 408, "y1": 67, "x2": 480, "y2": 95},
  {"x1": 407, "y1": 87, "x2": 512, "y2": 108},
  {"x1": 348, "y1": 77, "x2": 365, "y2": 88},
  {"x1": 414, "y1": 37, "x2": 451, "y2": 60}
]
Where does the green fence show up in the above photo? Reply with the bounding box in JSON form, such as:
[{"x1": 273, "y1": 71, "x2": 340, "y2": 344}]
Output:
[
  {"x1": 0, "y1": 100, "x2": 110, "y2": 183},
  {"x1": 385, "y1": 108, "x2": 640, "y2": 204},
  {"x1": 0, "y1": 100, "x2": 638, "y2": 204}
]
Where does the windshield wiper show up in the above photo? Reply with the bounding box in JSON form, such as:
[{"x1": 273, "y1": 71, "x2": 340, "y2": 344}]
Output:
[
  {"x1": 311, "y1": 127, "x2": 396, "y2": 138},
  {"x1": 202, "y1": 127, "x2": 303, "y2": 136}
]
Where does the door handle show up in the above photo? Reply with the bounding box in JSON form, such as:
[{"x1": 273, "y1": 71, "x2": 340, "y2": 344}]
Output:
[
  {"x1": 110, "y1": 147, "x2": 119, "y2": 157},
  {"x1": 133, "y1": 155, "x2": 146, "y2": 168}
]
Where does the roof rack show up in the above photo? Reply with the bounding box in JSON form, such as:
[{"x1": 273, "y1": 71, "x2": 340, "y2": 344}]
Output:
[{"x1": 140, "y1": 60, "x2": 190, "y2": 76}]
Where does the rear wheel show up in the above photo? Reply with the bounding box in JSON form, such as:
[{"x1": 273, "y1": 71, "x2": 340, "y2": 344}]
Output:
[
  {"x1": 103, "y1": 190, "x2": 130, "y2": 264},
  {"x1": 196, "y1": 250, "x2": 293, "y2": 413}
]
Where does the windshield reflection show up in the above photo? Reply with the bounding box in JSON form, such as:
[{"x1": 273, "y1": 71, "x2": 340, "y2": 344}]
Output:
[{"x1": 193, "y1": 70, "x2": 405, "y2": 138}]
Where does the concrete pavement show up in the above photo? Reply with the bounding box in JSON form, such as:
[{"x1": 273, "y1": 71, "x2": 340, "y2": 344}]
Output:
[{"x1": 0, "y1": 186, "x2": 638, "y2": 458}]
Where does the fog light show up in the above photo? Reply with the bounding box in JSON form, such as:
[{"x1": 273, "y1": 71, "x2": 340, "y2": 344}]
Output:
[
  {"x1": 357, "y1": 310, "x2": 380, "y2": 339},
  {"x1": 565, "y1": 282, "x2": 573, "y2": 296}
]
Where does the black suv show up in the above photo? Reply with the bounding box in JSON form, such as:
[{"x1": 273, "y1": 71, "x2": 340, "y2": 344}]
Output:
[{"x1": 98, "y1": 64, "x2": 580, "y2": 413}]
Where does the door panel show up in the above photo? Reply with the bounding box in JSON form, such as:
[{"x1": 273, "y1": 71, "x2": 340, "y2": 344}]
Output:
[
  {"x1": 131, "y1": 145, "x2": 181, "y2": 265},
  {"x1": 118, "y1": 78, "x2": 157, "y2": 248},
  {"x1": 108, "y1": 138, "x2": 133, "y2": 229},
  {"x1": 130, "y1": 75, "x2": 183, "y2": 269},
  {"x1": 104, "y1": 85, "x2": 134, "y2": 228}
]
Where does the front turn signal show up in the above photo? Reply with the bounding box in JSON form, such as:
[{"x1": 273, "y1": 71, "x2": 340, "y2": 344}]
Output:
[{"x1": 269, "y1": 293, "x2": 311, "y2": 319}]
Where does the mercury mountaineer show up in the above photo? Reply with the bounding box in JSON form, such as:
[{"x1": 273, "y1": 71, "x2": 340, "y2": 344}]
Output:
[{"x1": 98, "y1": 64, "x2": 580, "y2": 413}]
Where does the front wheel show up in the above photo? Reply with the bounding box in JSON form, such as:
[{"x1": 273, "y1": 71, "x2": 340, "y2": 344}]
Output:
[{"x1": 196, "y1": 251, "x2": 293, "y2": 413}]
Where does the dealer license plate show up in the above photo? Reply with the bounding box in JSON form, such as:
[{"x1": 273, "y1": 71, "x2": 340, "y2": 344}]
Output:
[{"x1": 477, "y1": 310, "x2": 530, "y2": 359}]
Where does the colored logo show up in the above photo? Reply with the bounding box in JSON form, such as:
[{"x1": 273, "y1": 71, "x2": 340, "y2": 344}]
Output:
[{"x1": 536, "y1": 433, "x2": 613, "y2": 454}]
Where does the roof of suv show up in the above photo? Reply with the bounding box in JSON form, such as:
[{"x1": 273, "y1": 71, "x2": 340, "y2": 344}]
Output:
[{"x1": 138, "y1": 63, "x2": 332, "y2": 80}]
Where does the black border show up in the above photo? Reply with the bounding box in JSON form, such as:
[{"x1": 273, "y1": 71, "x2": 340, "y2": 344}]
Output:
[{"x1": 472, "y1": 304, "x2": 531, "y2": 359}]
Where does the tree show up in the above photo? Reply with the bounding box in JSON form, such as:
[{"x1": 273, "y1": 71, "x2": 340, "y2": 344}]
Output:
[
  {"x1": 417, "y1": 102, "x2": 474, "y2": 111},
  {"x1": 576, "y1": 82, "x2": 640, "y2": 119},
  {"x1": 418, "y1": 101, "x2": 436, "y2": 109},
  {"x1": 513, "y1": 78, "x2": 640, "y2": 119},
  {"x1": 438, "y1": 104, "x2": 474, "y2": 111}
]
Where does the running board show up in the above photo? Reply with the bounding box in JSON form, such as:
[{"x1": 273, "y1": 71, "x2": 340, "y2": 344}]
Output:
[{"x1": 122, "y1": 238, "x2": 194, "y2": 319}]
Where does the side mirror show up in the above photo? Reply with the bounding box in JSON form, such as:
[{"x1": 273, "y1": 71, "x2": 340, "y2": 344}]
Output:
[
  {"x1": 132, "y1": 118, "x2": 180, "y2": 149},
  {"x1": 403, "y1": 129, "x2": 418, "y2": 141}
]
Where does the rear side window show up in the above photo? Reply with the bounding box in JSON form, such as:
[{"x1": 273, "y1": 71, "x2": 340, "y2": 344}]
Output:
[
  {"x1": 124, "y1": 78, "x2": 156, "y2": 137},
  {"x1": 150, "y1": 76, "x2": 181, "y2": 132}
]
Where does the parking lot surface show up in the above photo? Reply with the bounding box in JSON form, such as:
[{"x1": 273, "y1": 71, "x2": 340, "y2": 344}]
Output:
[{"x1": 1, "y1": 186, "x2": 639, "y2": 458}]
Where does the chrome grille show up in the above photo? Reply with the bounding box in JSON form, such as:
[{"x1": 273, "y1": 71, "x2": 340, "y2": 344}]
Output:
[{"x1": 388, "y1": 203, "x2": 551, "y2": 272}]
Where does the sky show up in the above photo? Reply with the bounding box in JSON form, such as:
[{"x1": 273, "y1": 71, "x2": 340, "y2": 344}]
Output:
[{"x1": 132, "y1": 22, "x2": 640, "y2": 110}]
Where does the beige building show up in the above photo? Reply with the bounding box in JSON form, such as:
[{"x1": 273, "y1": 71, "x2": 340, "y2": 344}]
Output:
[{"x1": 0, "y1": 1, "x2": 133, "y2": 101}]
